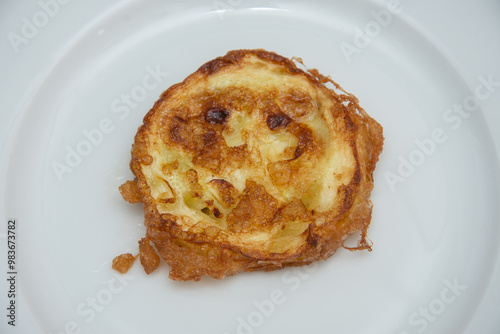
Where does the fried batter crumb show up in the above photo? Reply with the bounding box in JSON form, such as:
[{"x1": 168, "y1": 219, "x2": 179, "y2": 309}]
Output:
[
  {"x1": 139, "y1": 238, "x2": 161, "y2": 274},
  {"x1": 112, "y1": 253, "x2": 136, "y2": 274},
  {"x1": 119, "y1": 180, "x2": 142, "y2": 203}
]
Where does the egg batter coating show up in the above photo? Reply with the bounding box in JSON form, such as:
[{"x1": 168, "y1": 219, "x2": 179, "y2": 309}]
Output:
[{"x1": 118, "y1": 49, "x2": 384, "y2": 281}]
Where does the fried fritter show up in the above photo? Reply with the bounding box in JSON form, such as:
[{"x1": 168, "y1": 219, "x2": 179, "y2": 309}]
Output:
[{"x1": 117, "y1": 49, "x2": 384, "y2": 281}]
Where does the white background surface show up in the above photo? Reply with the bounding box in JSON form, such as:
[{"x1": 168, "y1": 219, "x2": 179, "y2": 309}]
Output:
[{"x1": 1, "y1": 1, "x2": 499, "y2": 333}]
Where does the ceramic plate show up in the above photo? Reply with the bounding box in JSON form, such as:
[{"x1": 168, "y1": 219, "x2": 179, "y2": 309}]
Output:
[{"x1": 1, "y1": 1, "x2": 499, "y2": 333}]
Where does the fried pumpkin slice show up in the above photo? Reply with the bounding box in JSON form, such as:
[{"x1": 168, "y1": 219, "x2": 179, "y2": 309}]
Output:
[{"x1": 119, "y1": 49, "x2": 383, "y2": 281}]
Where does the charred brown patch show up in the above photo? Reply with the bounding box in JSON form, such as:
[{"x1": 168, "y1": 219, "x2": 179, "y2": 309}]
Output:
[
  {"x1": 292, "y1": 125, "x2": 314, "y2": 159},
  {"x1": 213, "y1": 207, "x2": 223, "y2": 218},
  {"x1": 198, "y1": 57, "x2": 234, "y2": 75},
  {"x1": 266, "y1": 112, "x2": 291, "y2": 130},
  {"x1": 198, "y1": 52, "x2": 245, "y2": 75},
  {"x1": 205, "y1": 107, "x2": 230, "y2": 125}
]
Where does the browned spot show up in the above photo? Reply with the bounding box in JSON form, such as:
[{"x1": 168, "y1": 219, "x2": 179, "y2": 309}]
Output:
[
  {"x1": 205, "y1": 107, "x2": 230, "y2": 125},
  {"x1": 292, "y1": 125, "x2": 314, "y2": 159},
  {"x1": 198, "y1": 52, "x2": 244, "y2": 75},
  {"x1": 266, "y1": 112, "x2": 291, "y2": 130},
  {"x1": 169, "y1": 118, "x2": 192, "y2": 149},
  {"x1": 226, "y1": 181, "x2": 279, "y2": 233},
  {"x1": 213, "y1": 207, "x2": 223, "y2": 218},
  {"x1": 199, "y1": 59, "x2": 231, "y2": 75}
]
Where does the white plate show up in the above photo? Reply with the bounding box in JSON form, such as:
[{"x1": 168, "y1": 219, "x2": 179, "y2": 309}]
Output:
[{"x1": 1, "y1": 1, "x2": 500, "y2": 333}]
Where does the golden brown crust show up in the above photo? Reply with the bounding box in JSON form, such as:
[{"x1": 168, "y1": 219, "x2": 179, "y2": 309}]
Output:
[{"x1": 120, "y1": 49, "x2": 384, "y2": 281}]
